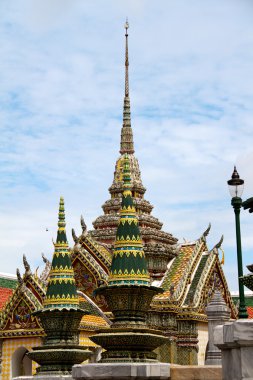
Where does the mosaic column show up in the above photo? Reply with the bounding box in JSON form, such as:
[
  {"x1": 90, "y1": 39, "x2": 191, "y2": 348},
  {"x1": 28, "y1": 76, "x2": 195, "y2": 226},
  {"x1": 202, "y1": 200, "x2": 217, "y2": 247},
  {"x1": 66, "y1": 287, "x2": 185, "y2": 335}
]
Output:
[{"x1": 176, "y1": 320, "x2": 198, "y2": 365}]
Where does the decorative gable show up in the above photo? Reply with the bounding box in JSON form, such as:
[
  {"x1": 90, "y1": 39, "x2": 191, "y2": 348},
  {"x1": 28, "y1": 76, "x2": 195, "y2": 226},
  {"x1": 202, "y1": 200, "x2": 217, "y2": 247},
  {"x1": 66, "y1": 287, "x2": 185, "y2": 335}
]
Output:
[{"x1": 0, "y1": 284, "x2": 43, "y2": 338}]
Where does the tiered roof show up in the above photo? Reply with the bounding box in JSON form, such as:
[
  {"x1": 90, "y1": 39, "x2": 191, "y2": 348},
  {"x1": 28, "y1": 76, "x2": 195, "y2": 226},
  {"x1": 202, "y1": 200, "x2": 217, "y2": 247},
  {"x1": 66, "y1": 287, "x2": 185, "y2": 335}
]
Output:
[{"x1": 152, "y1": 227, "x2": 237, "y2": 320}]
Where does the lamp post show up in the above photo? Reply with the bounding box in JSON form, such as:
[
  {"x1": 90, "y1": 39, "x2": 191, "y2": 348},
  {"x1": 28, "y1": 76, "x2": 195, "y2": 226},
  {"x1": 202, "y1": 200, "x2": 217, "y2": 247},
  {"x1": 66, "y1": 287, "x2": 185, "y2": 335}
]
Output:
[{"x1": 227, "y1": 166, "x2": 248, "y2": 318}]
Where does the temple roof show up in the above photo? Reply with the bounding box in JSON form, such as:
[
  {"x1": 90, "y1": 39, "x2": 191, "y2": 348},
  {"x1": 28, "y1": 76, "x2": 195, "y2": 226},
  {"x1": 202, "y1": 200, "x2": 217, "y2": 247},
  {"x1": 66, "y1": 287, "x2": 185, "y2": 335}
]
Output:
[
  {"x1": 0, "y1": 236, "x2": 110, "y2": 339},
  {"x1": 79, "y1": 295, "x2": 110, "y2": 330},
  {"x1": 152, "y1": 227, "x2": 237, "y2": 320},
  {"x1": 0, "y1": 261, "x2": 45, "y2": 338}
]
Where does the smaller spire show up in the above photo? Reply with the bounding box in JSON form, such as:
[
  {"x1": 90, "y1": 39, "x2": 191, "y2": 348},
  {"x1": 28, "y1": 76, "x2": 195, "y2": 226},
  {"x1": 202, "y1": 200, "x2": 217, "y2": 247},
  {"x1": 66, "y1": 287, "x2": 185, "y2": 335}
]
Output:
[
  {"x1": 108, "y1": 154, "x2": 150, "y2": 286},
  {"x1": 43, "y1": 197, "x2": 79, "y2": 310},
  {"x1": 56, "y1": 196, "x2": 67, "y2": 244},
  {"x1": 120, "y1": 20, "x2": 135, "y2": 155}
]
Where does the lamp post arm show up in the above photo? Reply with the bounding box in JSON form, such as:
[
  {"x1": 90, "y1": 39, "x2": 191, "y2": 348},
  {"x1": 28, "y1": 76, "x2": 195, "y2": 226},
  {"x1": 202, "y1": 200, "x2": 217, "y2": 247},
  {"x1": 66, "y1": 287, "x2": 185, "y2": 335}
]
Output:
[{"x1": 242, "y1": 197, "x2": 253, "y2": 213}]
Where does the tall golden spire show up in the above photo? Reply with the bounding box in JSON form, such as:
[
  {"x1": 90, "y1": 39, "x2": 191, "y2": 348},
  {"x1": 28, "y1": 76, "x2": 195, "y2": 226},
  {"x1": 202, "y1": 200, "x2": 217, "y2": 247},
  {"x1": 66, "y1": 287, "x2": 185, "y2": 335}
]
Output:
[{"x1": 120, "y1": 20, "x2": 135, "y2": 155}]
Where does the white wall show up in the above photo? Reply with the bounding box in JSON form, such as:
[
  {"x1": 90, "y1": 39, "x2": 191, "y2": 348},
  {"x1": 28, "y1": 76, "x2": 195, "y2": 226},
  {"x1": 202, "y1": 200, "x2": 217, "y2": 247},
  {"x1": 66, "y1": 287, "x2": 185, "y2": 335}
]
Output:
[{"x1": 198, "y1": 322, "x2": 208, "y2": 365}]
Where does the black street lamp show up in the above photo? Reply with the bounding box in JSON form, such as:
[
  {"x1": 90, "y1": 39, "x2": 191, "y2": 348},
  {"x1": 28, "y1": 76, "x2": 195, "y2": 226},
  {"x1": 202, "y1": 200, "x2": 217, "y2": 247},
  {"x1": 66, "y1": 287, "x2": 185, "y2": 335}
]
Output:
[{"x1": 227, "y1": 166, "x2": 248, "y2": 319}]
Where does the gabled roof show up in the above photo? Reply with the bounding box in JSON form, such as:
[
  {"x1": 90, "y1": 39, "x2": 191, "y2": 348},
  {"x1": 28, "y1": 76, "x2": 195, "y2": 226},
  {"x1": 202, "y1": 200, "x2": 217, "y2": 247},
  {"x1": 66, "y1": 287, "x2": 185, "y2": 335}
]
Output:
[
  {"x1": 78, "y1": 234, "x2": 111, "y2": 271},
  {"x1": 157, "y1": 232, "x2": 208, "y2": 305},
  {"x1": 152, "y1": 227, "x2": 237, "y2": 320},
  {"x1": 0, "y1": 278, "x2": 44, "y2": 338},
  {"x1": 72, "y1": 217, "x2": 111, "y2": 279},
  {"x1": 72, "y1": 236, "x2": 110, "y2": 285},
  {"x1": 0, "y1": 256, "x2": 47, "y2": 336}
]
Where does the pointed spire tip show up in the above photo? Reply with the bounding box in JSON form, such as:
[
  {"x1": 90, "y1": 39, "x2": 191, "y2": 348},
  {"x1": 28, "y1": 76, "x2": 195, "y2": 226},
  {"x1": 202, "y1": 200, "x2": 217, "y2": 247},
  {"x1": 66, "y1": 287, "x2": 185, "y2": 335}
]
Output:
[
  {"x1": 125, "y1": 18, "x2": 129, "y2": 33},
  {"x1": 120, "y1": 21, "x2": 135, "y2": 155},
  {"x1": 57, "y1": 196, "x2": 67, "y2": 243}
]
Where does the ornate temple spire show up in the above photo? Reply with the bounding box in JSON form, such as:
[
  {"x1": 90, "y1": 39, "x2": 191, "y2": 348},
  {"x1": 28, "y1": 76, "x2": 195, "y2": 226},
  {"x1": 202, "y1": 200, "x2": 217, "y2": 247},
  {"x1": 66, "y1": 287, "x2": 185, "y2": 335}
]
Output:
[
  {"x1": 91, "y1": 23, "x2": 179, "y2": 281},
  {"x1": 43, "y1": 197, "x2": 79, "y2": 310},
  {"x1": 120, "y1": 20, "x2": 135, "y2": 155},
  {"x1": 108, "y1": 154, "x2": 150, "y2": 286}
]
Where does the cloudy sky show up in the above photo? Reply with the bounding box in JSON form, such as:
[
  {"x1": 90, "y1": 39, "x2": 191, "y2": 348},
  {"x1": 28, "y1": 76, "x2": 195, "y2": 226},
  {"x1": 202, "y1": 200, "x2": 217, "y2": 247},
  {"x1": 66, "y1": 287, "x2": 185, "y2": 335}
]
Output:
[{"x1": 1, "y1": 0, "x2": 253, "y2": 291}]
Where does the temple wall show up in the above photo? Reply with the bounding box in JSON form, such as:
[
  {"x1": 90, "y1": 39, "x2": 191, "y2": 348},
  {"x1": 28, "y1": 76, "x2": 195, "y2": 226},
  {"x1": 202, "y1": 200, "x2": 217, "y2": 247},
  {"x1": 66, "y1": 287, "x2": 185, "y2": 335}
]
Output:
[
  {"x1": 1, "y1": 337, "x2": 41, "y2": 380},
  {"x1": 197, "y1": 322, "x2": 208, "y2": 365}
]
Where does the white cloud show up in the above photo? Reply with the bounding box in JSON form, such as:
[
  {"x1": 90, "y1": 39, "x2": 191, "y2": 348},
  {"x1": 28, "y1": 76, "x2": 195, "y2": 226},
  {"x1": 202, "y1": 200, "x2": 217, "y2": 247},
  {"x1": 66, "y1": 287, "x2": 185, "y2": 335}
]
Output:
[{"x1": 1, "y1": 0, "x2": 253, "y2": 292}]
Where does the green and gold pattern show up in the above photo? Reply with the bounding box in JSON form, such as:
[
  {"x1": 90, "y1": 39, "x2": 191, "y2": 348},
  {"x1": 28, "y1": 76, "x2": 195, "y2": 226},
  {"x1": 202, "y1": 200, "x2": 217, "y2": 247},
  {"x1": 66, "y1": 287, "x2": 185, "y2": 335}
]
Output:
[
  {"x1": 108, "y1": 154, "x2": 150, "y2": 286},
  {"x1": 43, "y1": 197, "x2": 79, "y2": 309}
]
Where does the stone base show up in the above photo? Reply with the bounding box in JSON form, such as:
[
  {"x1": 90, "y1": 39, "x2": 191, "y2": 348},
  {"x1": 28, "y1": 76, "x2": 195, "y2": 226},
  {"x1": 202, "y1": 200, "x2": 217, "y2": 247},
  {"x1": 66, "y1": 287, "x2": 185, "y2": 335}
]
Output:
[
  {"x1": 170, "y1": 365, "x2": 222, "y2": 380},
  {"x1": 72, "y1": 363, "x2": 170, "y2": 380},
  {"x1": 214, "y1": 319, "x2": 253, "y2": 380},
  {"x1": 27, "y1": 346, "x2": 91, "y2": 374},
  {"x1": 90, "y1": 327, "x2": 167, "y2": 363}
]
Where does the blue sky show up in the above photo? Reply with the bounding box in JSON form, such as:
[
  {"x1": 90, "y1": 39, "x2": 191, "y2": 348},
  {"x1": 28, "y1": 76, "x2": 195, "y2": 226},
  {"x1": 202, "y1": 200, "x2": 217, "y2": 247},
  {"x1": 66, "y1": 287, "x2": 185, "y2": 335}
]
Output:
[{"x1": 1, "y1": 0, "x2": 253, "y2": 291}]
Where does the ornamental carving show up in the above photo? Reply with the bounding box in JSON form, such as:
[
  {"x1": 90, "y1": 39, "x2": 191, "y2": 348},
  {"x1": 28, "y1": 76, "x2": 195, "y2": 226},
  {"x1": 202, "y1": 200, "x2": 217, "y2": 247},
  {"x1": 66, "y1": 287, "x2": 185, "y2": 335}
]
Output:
[
  {"x1": 73, "y1": 260, "x2": 97, "y2": 297},
  {"x1": 8, "y1": 300, "x2": 38, "y2": 330}
]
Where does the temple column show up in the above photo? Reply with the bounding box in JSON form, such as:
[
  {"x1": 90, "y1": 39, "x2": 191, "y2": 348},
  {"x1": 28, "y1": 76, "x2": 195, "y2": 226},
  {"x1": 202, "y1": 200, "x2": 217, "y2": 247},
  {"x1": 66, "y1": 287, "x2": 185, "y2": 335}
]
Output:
[
  {"x1": 176, "y1": 320, "x2": 198, "y2": 365},
  {"x1": 149, "y1": 312, "x2": 178, "y2": 364}
]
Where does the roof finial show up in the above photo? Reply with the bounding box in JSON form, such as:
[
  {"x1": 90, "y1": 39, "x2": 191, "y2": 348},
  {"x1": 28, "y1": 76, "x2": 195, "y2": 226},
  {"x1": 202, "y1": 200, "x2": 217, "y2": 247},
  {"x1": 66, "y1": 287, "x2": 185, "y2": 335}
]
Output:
[
  {"x1": 120, "y1": 20, "x2": 134, "y2": 155},
  {"x1": 124, "y1": 18, "x2": 129, "y2": 97},
  {"x1": 56, "y1": 196, "x2": 68, "y2": 244}
]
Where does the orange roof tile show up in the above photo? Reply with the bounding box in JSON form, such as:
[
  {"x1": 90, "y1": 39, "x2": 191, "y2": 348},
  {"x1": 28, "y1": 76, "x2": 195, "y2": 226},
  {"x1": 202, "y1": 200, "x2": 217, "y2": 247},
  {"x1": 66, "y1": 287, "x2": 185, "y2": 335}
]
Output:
[
  {"x1": 0, "y1": 287, "x2": 14, "y2": 309},
  {"x1": 81, "y1": 314, "x2": 109, "y2": 328},
  {"x1": 247, "y1": 306, "x2": 253, "y2": 319}
]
